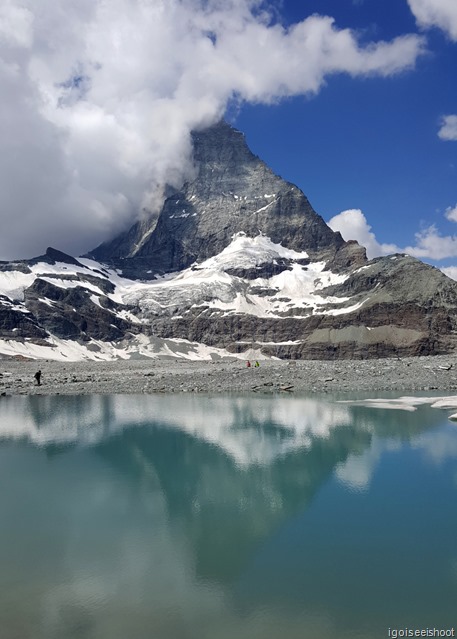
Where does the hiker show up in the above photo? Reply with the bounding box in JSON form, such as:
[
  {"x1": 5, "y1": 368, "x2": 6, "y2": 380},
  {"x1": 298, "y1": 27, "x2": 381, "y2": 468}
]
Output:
[
  {"x1": 254, "y1": 361, "x2": 260, "y2": 367},
  {"x1": 246, "y1": 360, "x2": 251, "y2": 368},
  {"x1": 34, "y1": 370, "x2": 42, "y2": 386}
]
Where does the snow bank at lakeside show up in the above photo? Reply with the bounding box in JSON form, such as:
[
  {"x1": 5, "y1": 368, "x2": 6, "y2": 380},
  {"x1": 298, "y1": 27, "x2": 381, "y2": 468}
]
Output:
[{"x1": 340, "y1": 395, "x2": 457, "y2": 419}]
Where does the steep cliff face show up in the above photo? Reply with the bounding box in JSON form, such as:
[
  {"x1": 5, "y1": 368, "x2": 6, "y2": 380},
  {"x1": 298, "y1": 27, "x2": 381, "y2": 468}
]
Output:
[
  {"x1": 89, "y1": 121, "x2": 365, "y2": 277},
  {"x1": 2, "y1": 122, "x2": 457, "y2": 361}
]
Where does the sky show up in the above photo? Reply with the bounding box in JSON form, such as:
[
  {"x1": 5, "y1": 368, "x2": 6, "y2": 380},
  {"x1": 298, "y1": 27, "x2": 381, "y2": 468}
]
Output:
[{"x1": 0, "y1": 0, "x2": 456, "y2": 278}]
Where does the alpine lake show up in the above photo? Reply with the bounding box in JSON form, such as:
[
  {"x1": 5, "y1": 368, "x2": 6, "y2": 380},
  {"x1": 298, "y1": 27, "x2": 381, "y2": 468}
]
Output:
[{"x1": 1, "y1": 392, "x2": 456, "y2": 639}]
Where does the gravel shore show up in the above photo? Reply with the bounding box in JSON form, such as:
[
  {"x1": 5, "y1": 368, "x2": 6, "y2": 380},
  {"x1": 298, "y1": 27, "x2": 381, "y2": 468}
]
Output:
[{"x1": 2, "y1": 355, "x2": 457, "y2": 396}]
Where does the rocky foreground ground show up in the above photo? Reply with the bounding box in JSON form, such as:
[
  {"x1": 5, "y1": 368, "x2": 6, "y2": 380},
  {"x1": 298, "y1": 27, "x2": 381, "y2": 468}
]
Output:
[{"x1": 2, "y1": 355, "x2": 457, "y2": 396}]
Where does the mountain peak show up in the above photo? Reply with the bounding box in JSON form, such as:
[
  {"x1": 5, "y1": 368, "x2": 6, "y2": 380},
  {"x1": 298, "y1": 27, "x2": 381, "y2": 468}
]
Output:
[
  {"x1": 28, "y1": 247, "x2": 87, "y2": 268},
  {"x1": 89, "y1": 121, "x2": 361, "y2": 277}
]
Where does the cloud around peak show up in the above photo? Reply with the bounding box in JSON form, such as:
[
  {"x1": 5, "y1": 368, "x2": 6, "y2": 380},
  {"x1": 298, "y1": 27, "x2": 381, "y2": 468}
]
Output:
[{"x1": 0, "y1": 0, "x2": 427, "y2": 260}]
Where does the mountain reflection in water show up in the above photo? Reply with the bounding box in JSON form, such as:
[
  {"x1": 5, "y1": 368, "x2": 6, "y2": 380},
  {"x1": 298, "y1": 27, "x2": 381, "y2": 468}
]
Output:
[{"x1": 0, "y1": 393, "x2": 456, "y2": 639}]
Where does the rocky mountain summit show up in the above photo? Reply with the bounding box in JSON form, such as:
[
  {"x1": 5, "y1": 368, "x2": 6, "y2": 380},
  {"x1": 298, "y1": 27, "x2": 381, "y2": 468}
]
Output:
[
  {"x1": 2, "y1": 121, "x2": 457, "y2": 361},
  {"x1": 89, "y1": 122, "x2": 365, "y2": 277}
]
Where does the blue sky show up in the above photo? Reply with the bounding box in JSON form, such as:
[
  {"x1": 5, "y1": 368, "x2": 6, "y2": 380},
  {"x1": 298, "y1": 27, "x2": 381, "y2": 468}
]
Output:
[
  {"x1": 0, "y1": 0, "x2": 456, "y2": 274},
  {"x1": 234, "y1": 0, "x2": 457, "y2": 272}
]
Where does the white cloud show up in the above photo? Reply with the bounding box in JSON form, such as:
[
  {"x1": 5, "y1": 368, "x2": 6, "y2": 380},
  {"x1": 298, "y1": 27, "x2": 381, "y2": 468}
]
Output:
[
  {"x1": 404, "y1": 225, "x2": 457, "y2": 259},
  {"x1": 0, "y1": 0, "x2": 33, "y2": 48},
  {"x1": 407, "y1": 0, "x2": 457, "y2": 40},
  {"x1": 327, "y1": 209, "x2": 401, "y2": 259},
  {"x1": 440, "y1": 266, "x2": 457, "y2": 281},
  {"x1": 438, "y1": 115, "x2": 457, "y2": 141},
  {"x1": 0, "y1": 0, "x2": 426, "y2": 260},
  {"x1": 328, "y1": 208, "x2": 457, "y2": 261},
  {"x1": 445, "y1": 203, "x2": 457, "y2": 222}
]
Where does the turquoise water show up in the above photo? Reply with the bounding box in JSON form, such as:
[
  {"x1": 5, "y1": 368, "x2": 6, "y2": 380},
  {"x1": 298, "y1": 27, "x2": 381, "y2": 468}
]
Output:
[{"x1": 0, "y1": 393, "x2": 456, "y2": 639}]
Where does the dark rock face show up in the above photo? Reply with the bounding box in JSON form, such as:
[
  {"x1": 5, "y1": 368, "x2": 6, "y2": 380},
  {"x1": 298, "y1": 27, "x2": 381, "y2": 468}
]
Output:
[
  {"x1": 89, "y1": 121, "x2": 363, "y2": 276},
  {"x1": 0, "y1": 299, "x2": 48, "y2": 340},
  {"x1": 23, "y1": 279, "x2": 134, "y2": 341}
]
